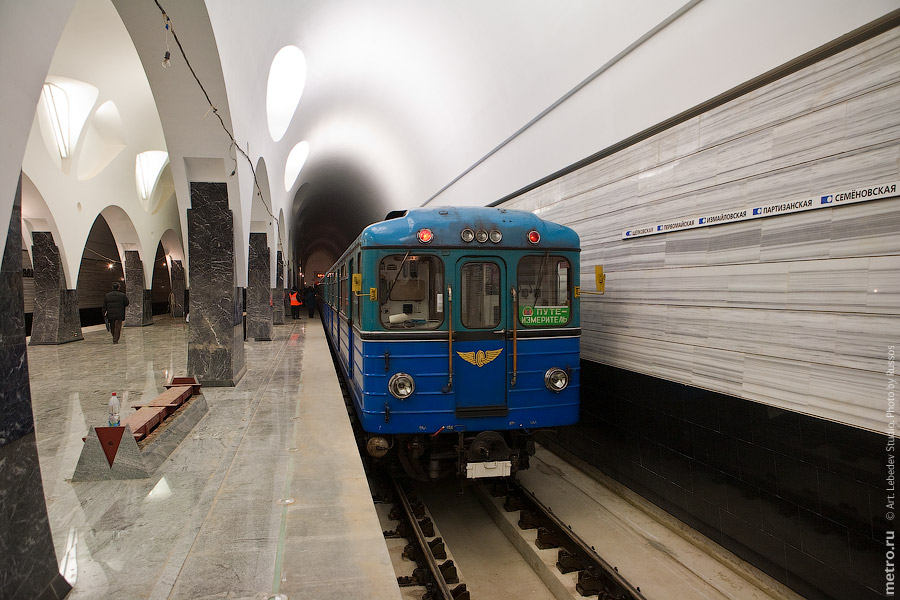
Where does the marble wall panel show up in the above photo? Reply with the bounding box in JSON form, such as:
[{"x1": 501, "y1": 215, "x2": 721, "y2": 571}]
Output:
[
  {"x1": 725, "y1": 262, "x2": 790, "y2": 309},
  {"x1": 706, "y1": 221, "x2": 762, "y2": 265},
  {"x1": 866, "y1": 255, "x2": 900, "y2": 314},
  {"x1": 832, "y1": 313, "x2": 900, "y2": 372},
  {"x1": 0, "y1": 179, "x2": 71, "y2": 599},
  {"x1": 812, "y1": 28, "x2": 900, "y2": 107},
  {"x1": 651, "y1": 338, "x2": 695, "y2": 382},
  {"x1": 171, "y1": 259, "x2": 185, "y2": 317},
  {"x1": 713, "y1": 130, "x2": 774, "y2": 184},
  {"x1": 829, "y1": 199, "x2": 900, "y2": 258},
  {"x1": 745, "y1": 72, "x2": 817, "y2": 133},
  {"x1": 246, "y1": 233, "x2": 273, "y2": 341},
  {"x1": 743, "y1": 163, "x2": 813, "y2": 206},
  {"x1": 769, "y1": 102, "x2": 847, "y2": 167},
  {"x1": 123, "y1": 250, "x2": 152, "y2": 326},
  {"x1": 565, "y1": 176, "x2": 638, "y2": 222},
  {"x1": 758, "y1": 209, "x2": 832, "y2": 262},
  {"x1": 29, "y1": 232, "x2": 83, "y2": 345},
  {"x1": 741, "y1": 355, "x2": 812, "y2": 414},
  {"x1": 844, "y1": 82, "x2": 900, "y2": 149},
  {"x1": 807, "y1": 142, "x2": 899, "y2": 191},
  {"x1": 691, "y1": 346, "x2": 745, "y2": 397},
  {"x1": 657, "y1": 116, "x2": 700, "y2": 164},
  {"x1": 557, "y1": 153, "x2": 627, "y2": 199},
  {"x1": 663, "y1": 229, "x2": 709, "y2": 267},
  {"x1": 667, "y1": 147, "x2": 718, "y2": 198},
  {"x1": 661, "y1": 305, "x2": 710, "y2": 346},
  {"x1": 502, "y1": 27, "x2": 900, "y2": 436},
  {"x1": 807, "y1": 363, "x2": 886, "y2": 432},
  {"x1": 187, "y1": 182, "x2": 246, "y2": 386},
  {"x1": 623, "y1": 138, "x2": 659, "y2": 178},
  {"x1": 786, "y1": 256, "x2": 869, "y2": 312},
  {"x1": 697, "y1": 93, "x2": 751, "y2": 150},
  {"x1": 274, "y1": 251, "x2": 284, "y2": 324}
]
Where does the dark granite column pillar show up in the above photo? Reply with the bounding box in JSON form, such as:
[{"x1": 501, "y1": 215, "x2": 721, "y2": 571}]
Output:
[
  {"x1": 273, "y1": 250, "x2": 284, "y2": 325},
  {"x1": 124, "y1": 250, "x2": 152, "y2": 326},
  {"x1": 187, "y1": 182, "x2": 245, "y2": 386},
  {"x1": 0, "y1": 176, "x2": 72, "y2": 599},
  {"x1": 247, "y1": 233, "x2": 273, "y2": 341},
  {"x1": 171, "y1": 259, "x2": 185, "y2": 317},
  {"x1": 29, "y1": 231, "x2": 83, "y2": 345}
]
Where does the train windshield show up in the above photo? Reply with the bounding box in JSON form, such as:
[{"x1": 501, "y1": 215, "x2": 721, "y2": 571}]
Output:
[
  {"x1": 516, "y1": 255, "x2": 572, "y2": 327},
  {"x1": 379, "y1": 254, "x2": 444, "y2": 329},
  {"x1": 460, "y1": 262, "x2": 501, "y2": 329}
]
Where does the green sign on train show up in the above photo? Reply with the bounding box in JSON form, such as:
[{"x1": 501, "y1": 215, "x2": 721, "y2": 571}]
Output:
[{"x1": 519, "y1": 305, "x2": 569, "y2": 325}]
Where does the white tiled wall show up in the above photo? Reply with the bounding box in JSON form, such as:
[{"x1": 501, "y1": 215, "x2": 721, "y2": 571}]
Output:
[{"x1": 507, "y1": 28, "x2": 900, "y2": 433}]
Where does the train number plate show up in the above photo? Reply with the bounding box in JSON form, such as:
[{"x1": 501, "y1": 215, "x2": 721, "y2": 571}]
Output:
[{"x1": 465, "y1": 460, "x2": 512, "y2": 479}]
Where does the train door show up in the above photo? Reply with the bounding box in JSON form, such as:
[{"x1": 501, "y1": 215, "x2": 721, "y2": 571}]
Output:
[{"x1": 452, "y1": 257, "x2": 508, "y2": 417}]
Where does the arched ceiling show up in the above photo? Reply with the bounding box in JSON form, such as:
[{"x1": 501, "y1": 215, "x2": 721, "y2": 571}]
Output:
[{"x1": 18, "y1": 0, "x2": 898, "y2": 285}]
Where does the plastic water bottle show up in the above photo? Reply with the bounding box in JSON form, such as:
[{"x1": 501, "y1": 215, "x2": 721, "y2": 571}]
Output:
[{"x1": 108, "y1": 392, "x2": 120, "y2": 426}]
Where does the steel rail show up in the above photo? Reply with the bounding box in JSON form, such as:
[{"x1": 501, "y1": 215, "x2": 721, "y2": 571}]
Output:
[
  {"x1": 390, "y1": 475, "x2": 456, "y2": 600},
  {"x1": 506, "y1": 477, "x2": 647, "y2": 600}
]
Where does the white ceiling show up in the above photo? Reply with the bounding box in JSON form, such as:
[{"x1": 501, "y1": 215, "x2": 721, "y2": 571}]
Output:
[{"x1": 10, "y1": 0, "x2": 900, "y2": 284}]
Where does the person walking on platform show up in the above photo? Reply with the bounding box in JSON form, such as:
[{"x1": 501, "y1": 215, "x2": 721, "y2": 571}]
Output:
[
  {"x1": 305, "y1": 285, "x2": 317, "y2": 318},
  {"x1": 289, "y1": 287, "x2": 301, "y2": 319},
  {"x1": 102, "y1": 281, "x2": 129, "y2": 344}
]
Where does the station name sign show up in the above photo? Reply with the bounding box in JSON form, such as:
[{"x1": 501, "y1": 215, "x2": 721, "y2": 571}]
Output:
[{"x1": 621, "y1": 181, "x2": 898, "y2": 239}]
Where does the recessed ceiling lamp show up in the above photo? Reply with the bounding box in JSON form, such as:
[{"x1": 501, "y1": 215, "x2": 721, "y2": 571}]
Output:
[
  {"x1": 41, "y1": 83, "x2": 70, "y2": 158},
  {"x1": 267, "y1": 46, "x2": 306, "y2": 142},
  {"x1": 135, "y1": 151, "x2": 169, "y2": 201},
  {"x1": 284, "y1": 141, "x2": 309, "y2": 191}
]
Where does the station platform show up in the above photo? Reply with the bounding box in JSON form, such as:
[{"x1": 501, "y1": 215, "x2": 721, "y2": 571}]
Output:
[
  {"x1": 28, "y1": 316, "x2": 401, "y2": 600},
  {"x1": 28, "y1": 316, "x2": 806, "y2": 600}
]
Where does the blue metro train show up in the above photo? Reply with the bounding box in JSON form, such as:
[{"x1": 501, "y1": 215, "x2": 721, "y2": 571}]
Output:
[{"x1": 321, "y1": 206, "x2": 580, "y2": 479}]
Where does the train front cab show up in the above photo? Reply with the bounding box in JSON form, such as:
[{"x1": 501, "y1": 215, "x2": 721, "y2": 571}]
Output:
[{"x1": 356, "y1": 243, "x2": 580, "y2": 480}]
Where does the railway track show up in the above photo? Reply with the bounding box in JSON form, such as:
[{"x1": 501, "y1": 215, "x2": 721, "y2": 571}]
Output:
[
  {"x1": 480, "y1": 478, "x2": 647, "y2": 600},
  {"x1": 329, "y1": 334, "x2": 645, "y2": 600}
]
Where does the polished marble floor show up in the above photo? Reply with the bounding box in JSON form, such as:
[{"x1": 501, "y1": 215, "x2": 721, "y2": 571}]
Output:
[{"x1": 27, "y1": 316, "x2": 400, "y2": 600}]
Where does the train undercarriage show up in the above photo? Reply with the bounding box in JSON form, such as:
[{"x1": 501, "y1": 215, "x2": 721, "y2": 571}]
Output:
[{"x1": 365, "y1": 430, "x2": 535, "y2": 481}]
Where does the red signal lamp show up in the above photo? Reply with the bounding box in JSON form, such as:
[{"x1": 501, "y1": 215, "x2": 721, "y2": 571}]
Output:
[
  {"x1": 527, "y1": 230, "x2": 541, "y2": 244},
  {"x1": 417, "y1": 228, "x2": 434, "y2": 243}
]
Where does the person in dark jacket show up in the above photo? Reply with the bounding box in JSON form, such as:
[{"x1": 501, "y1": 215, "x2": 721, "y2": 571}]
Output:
[
  {"x1": 102, "y1": 281, "x2": 129, "y2": 344},
  {"x1": 305, "y1": 285, "x2": 317, "y2": 318}
]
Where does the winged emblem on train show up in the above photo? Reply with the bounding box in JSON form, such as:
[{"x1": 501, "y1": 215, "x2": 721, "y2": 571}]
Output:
[{"x1": 457, "y1": 349, "x2": 503, "y2": 367}]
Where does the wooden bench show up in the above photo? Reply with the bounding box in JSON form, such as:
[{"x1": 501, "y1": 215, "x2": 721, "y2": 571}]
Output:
[{"x1": 120, "y1": 381, "x2": 198, "y2": 442}]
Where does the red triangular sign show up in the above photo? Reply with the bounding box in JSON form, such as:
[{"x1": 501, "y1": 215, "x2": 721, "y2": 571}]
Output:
[{"x1": 95, "y1": 426, "x2": 126, "y2": 468}]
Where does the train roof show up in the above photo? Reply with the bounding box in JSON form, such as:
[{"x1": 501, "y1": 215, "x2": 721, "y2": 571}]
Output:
[{"x1": 359, "y1": 206, "x2": 580, "y2": 250}]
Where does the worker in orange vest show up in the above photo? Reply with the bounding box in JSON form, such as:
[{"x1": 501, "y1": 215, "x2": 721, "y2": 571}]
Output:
[{"x1": 289, "y1": 288, "x2": 301, "y2": 319}]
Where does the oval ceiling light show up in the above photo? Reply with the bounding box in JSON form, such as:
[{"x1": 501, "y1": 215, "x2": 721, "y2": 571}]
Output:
[
  {"x1": 135, "y1": 150, "x2": 169, "y2": 208},
  {"x1": 266, "y1": 46, "x2": 306, "y2": 142},
  {"x1": 284, "y1": 141, "x2": 309, "y2": 191}
]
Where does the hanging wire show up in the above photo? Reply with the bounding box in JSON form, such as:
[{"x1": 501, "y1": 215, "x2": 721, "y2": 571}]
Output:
[{"x1": 152, "y1": 1, "x2": 281, "y2": 246}]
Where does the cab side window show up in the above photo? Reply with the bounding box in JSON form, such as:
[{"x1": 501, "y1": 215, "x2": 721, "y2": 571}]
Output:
[{"x1": 379, "y1": 254, "x2": 444, "y2": 329}]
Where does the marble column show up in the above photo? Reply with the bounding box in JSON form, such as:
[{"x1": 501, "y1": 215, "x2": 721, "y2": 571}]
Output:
[
  {"x1": 124, "y1": 250, "x2": 152, "y2": 326},
  {"x1": 29, "y1": 231, "x2": 83, "y2": 345},
  {"x1": 247, "y1": 233, "x2": 273, "y2": 341},
  {"x1": 187, "y1": 182, "x2": 245, "y2": 386},
  {"x1": 171, "y1": 259, "x2": 185, "y2": 317},
  {"x1": 273, "y1": 250, "x2": 285, "y2": 325},
  {"x1": 0, "y1": 176, "x2": 72, "y2": 599}
]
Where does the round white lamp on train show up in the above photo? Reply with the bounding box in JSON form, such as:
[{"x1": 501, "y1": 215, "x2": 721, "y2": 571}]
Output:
[
  {"x1": 544, "y1": 367, "x2": 569, "y2": 392},
  {"x1": 388, "y1": 373, "x2": 415, "y2": 399}
]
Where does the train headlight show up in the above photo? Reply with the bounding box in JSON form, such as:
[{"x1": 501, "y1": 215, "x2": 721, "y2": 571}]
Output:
[
  {"x1": 489, "y1": 229, "x2": 502, "y2": 243},
  {"x1": 528, "y1": 230, "x2": 541, "y2": 244},
  {"x1": 389, "y1": 373, "x2": 415, "y2": 399},
  {"x1": 460, "y1": 228, "x2": 475, "y2": 242},
  {"x1": 544, "y1": 368, "x2": 569, "y2": 392},
  {"x1": 475, "y1": 229, "x2": 489, "y2": 243}
]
